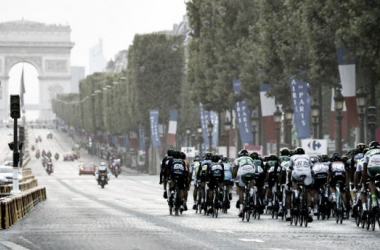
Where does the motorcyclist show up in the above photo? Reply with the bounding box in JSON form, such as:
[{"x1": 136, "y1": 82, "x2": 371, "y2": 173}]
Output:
[
  {"x1": 96, "y1": 162, "x2": 110, "y2": 185},
  {"x1": 55, "y1": 152, "x2": 60, "y2": 161},
  {"x1": 46, "y1": 158, "x2": 54, "y2": 173},
  {"x1": 111, "y1": 159, "x2": 121, "y2": 175}
]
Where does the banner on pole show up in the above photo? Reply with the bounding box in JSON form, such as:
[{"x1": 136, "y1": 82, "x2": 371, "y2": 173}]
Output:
[
  {"x1": 291, "y1": 79, "x2": 311, "y2": 139},
  {"x1": 149, "y1": 110, "x2": 161, "y2": 148},
  {"x1": 233, "y1": 78, "x2": 253, "y2": 144}
]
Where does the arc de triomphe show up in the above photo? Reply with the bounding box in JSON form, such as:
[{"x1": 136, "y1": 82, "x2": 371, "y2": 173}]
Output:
[{"x1": 0, "y1": 20, "x2": 74, "y2": 120}]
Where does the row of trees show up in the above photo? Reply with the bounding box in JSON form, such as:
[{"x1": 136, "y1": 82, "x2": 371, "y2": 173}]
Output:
[
  {"x1": 186, "y1": 0, "x2": 380, "y2": 135},
  {"x1": 53, "y1": 0, "x2": 380, "y2": 147},
  {"x1": 52, "y1": 33, "x2": 197, "y2": 139}
]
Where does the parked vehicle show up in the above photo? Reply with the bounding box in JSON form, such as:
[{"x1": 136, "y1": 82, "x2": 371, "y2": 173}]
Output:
[
  {"x1": 0, "y1": 166, "x2": 22, "y2": 185},
  {"x1": 63, "y1": 152, "x2": 75, "y2": 161},
  {"x1": 4, "y1": 157, "x2": 13, "y2": 166},
  {"x1": 46, "y1": 132, "x2": 53, "y2": 139}
]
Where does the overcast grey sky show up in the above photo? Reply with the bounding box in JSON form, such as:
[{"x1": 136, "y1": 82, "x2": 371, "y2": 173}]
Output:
[
  {"x1": 1, "y1": 0, "x2": 186, "y2": 119},
  {"x1": 1, "y1": 0, "x2": 187, "y2": 70}
]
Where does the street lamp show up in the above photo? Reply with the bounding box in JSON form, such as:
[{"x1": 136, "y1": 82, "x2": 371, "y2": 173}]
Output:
[
  {"x1": 334, "y1": 87, "x2": 345, "y2": 154},
  {"x1": 356, "y1": 85, "x2": 366, "y2": 143},
  {"x1": 284, "y1": 106, "x2": 293, "y2": 148},
  {"x1": 274, "y1": 106, "x2": 282, "y2": 156},
  {"x1": 207, "y1": 120, "x2": 214, "y2": 153},
  {"x1": 311, "y1": 99, "x2": 320, "y2": 139},
  {"x1": 224, "y1": 117, "x2": 231, "y2": 159},
  {"x1": 197, "y1": 124, "x2": 203, "y2": 157},
  {"x1": 186, "y1": 127, "x2": 191, "y2": 147},
  {"x1": 251, "y1": 114, "x2": 258, "y2": 145}
]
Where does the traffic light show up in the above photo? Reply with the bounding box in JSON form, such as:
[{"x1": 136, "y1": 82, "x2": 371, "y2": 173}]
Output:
[
  {"x1": 8, "y1": 141, "x2": 23, "y2": 151},
  {"x1": 10, "y1": 95, "x2": 20, "y2": 119},
  {"x1": 367, "y1": 106, "x2": 377, "y2": 128}
]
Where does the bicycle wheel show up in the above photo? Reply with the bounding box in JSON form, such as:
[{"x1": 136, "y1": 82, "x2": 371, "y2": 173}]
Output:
[
  {"x1": 355, "y1": 206, "x2": 362, "y2": 227},
  {"x1": 371, "y1": 212, "x2": 376, "y2": 231},
  {"x1": 304, "y1": 213, "x2": 308, "y2": 227},
  {"x1": 300, "y1": 212, "x2": 304, "y2": 227}
]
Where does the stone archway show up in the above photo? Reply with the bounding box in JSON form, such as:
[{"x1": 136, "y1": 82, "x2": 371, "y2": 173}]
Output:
[{"x1": 0, "y1": 20, "x2": 74, "y2": 120}]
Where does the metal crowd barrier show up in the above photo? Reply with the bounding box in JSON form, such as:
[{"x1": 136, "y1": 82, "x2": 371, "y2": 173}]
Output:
[{"x1": 0, "y1": 187, "x2": 47, "y2": 229}]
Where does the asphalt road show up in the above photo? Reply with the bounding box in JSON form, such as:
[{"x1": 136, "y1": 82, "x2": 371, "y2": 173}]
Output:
[{"x1": 0, "y1": 128, "x2": 379, "y2": 250}]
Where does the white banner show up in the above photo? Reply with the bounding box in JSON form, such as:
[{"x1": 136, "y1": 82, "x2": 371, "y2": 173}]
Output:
[{"x1": 301, "y1": 139, "x2": 328, "y2": 156}]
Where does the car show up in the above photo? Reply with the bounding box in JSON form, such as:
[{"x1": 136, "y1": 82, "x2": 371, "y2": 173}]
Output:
[
  {"x1": 78, "y1": 162, "x2": 96, "y2": 176},
  {"x1": 63, "y1": 152, "x2": 75, "y2": 161},
  {"x1": 0, "y1": 166, "x2": 22, "y2": 185},
  {"x1": 4, "y1": 157, "x2": 13, "y2": 166},
  {"x1": 47, "y1": 132, "x2": 53, "y2": 139}
]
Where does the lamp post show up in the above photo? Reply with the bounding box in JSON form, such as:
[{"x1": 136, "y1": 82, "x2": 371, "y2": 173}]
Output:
[
  {"x1": 274, "y1": 106, "x2": 282, "y2": 156},
  {"x1": 191, "y1": 133, "x2": 196, "y2": 148},
  {"x1": 224, "y1": 117, "x2": 231, "y2": 159},
  {"x1": 186, "y1": 127, "x2": 191, "y2": 147},
  {"x1": 284, "y1": 106, "x2": 293, "y2": 148},
  {"x1": 311, "y1": 99, "x2": 320, "y2": 139},
  {"x1": 334, "y1": 87, "x2": 345, "y2": 154},
  {"x1": 356, "y1": 85, "x2": 366, "y2": 143},
  {"x1": 207, "y1": 120, "x2": 214, "y2": 153},
  {"x1": 197, "y1": 124, "x2": 203, "y2": 157},
  {"x1": 251, "y1": 114, "x2": 258, "y2": 145}
]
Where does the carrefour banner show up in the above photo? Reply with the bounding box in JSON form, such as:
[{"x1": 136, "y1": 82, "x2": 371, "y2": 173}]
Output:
[
  {"x1": 233, "y1": 78, "x2": 253, "y2": 144},
  {"x1": 199, "y1": 104, "x2": 218, "y2": 150},
  {"x1": 138, "y1": 124, "x2": 146, "y2": 151},
  {"x1": 290, "y1": 78, "x2": 311, "y2": 139},
  {"x1": 149, "y1": 110, "x2": 161, "y2": 148}
]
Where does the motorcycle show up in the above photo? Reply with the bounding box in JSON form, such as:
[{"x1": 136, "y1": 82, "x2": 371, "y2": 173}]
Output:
[
  {"x1": 35, "y1": 139, "x2": 39, "y2": 144},
  {"x1": 31, "y1": 145, "x2": 35, "y2": 151},
  {"x1": 42, "y1": 150, "x2": 46, "y2": 157},
  {"x1": 35, "y1": 151, "x2": 40, "y2": 159},
  {"x1": 54, "y1": 153, "x2": 59, "y2": 161},
  {"x1": 38, "y1": 136, "x2": 42, "y2": 142},
  {"x1": 113, "y1": 165, "x2": 121, "y2": 178},
  {"x1": 46, "y1": 162, "x2": 53, "y2": 175},
  {"x1": 98, "y1": 171, "x2": 108, "y2": 188},
  {"x1": 47, "y1": 151, "x2": 52, "y2": 159}
]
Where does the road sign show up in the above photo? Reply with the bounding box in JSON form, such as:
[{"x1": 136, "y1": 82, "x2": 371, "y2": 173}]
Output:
[
  {"x1": 181, "y1": 147, "x2": 195, "y2": 158},
  {"x1": 301, "y1": 139, "x2": 327, "y2": 156}
]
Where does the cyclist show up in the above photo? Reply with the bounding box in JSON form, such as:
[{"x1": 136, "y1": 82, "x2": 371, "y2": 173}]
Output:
[
  {"x1": 180, "y1": 151, "x2": 190, "y2": 211},
  {"x1": 289, "y1": 147, "x2": 314, "y2": 222},
  {"x1": 160, "y1": 149, "x2": 174, "y2": 199},
  {"x1": 362, "y1": 141, "x2": 380, "y2": 210},
  {"x1": 234, "y1": 149, "x2": 256, "y2": 217},
  {"x1": 249, "y1": 152, "x2": 266, "y2": 214},
  {"x1": 206, "y1": 154, "x2": 225, "y2": 214},
  {"x1": 168, "y1": 150, "x2": 187, "y2": 211},
  {"x1": 278, "y1": 148, "x2": 292, "y2": 220},
  {"x1": 221, "y1": 156, "x2": 234, "y2": 204},
  {"x1": 264, "y1": 154, "x2": 282, "y2": 212},
  {"x1": 350, "y1": 144, "x2": 366, "y2": 209},
  {"x1": 191, "y1": 155, "x2": 202, "y2": 210},
  {"x1": 312, "y1": 154, "x2": 330, "y2": 215},
  {"x1": 196, "y1": 152, "x2": 213, "y2": 211},
  {"x1": 328, "y1": 153, "x2": 349, "y2": 218}
]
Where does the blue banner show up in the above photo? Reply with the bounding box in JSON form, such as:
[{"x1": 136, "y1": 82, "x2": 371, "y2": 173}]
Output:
[
  {"x1": 233, "y1": 78, "x2": 253, "y2": 144},
  {"x1": 290, "y1": 79, "x2": 311, "y2": 139},
  {"x1": 199, "y1": 104, "x2": 218, "y2": 151},
  {"x1": 138, "y1": 124, "x2": 146, "y2": 151},
  {"x1": 149, "y1": 110, "x2": 161, "y2": 148}
]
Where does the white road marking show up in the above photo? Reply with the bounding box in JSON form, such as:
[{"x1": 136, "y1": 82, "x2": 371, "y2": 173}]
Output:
[
  {"x1": 239, "y1": 238, "x2": 265, "y2": 243},
  {"x1": 0, "y1": 240, "x2": 30, "y2": 250}
]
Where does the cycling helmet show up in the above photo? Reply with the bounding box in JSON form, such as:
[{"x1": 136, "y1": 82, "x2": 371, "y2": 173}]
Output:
[
  {"x1": 194, "y1": 155, "x2": 201, "y2": 161},
  {"x1": 211, "y1": 154, "x2": 220, "y2": 163},
  {"x1": 320, "y1": 154, "x2": 329, "y2": 162},
  {"x1": 204, "y1": 152, "x2": 213, "y2": 160},
  {"x1": 331, "y1": 153, "x2": 341, "y2": 161},
  {"x1": 173, "y1": 150, "x2": 181, "y2": 159},
  {"x1": 238, "y1": 149, "x2": 249, "y2": 157},
  {"x1": 356, "y1": 143, "x2": 366, "y2": 152},
  {"x1": 180, "y1": 152, "x2": 186, "y2": 160},
  {"x1": 294, "y1": 147, "x2": 305, "y2": 155},
  {"x1": 369, "y1": 141, "x2": 380, "y2": 149},
  {"x1": 268, "y1": 154, "x2": 278, "y2": 161},
  {"x1": 250, "y1": 152, "x2": 259, "y2": 160},
  {"x1": 289, "y1": 150, "x2": 294, "y2": 156},
  {"x1": 221, "y1": 157, "x2": 228, "y2": 163},
  {"x1": 167, "y1": 149, "x2": 174, "y2": 157},
  {"x1": 280, "y1": 148, "x2": 290, "y2": 156}
]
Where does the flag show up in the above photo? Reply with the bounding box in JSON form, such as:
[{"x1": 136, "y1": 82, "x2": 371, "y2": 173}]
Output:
[
  {"x1": 260, "y1": 84, "x2": 277, "y2": 142},
  {"x1": 199, "y1": 104, "x2": 219, "y2": 150},
  {"x1": 167, "y1": 110, "x2": 178, "y2": 146},
  {"x1": 20, "y1": 67, "x2": 26, "y2": 108}
]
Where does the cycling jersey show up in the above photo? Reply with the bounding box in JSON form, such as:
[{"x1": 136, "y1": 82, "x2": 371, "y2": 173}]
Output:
[
  {"x1": 209, "y1": 162, "x2": 225, "y2": 180},
  {"x1": 313, "y1": 162, "x2": 329, "y2": 180},
  {"x1": 364, "y1": 148, "x2": 380, "y2": 177},
  {"x1": 197, "y1": 159, "x2": 211, "y2": 181},
  {"x1": 290, "y1": 154, "x2": 313, "y2": 186},
  {"x1": 223, "y1": 162, "x2": 233, "y2": 181},
  {"x1": 171, "y1": 159, "x2": 186, "y2": 176}
]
